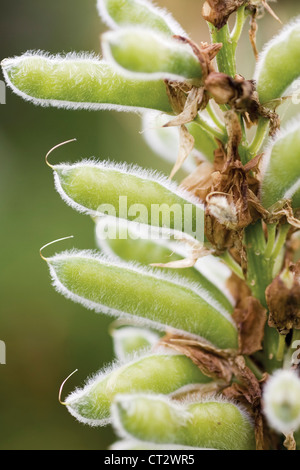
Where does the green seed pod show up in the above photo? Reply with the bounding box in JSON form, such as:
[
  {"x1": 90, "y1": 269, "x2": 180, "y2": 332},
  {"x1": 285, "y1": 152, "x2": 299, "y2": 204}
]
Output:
[
  {"x1": 102, "y1": 29, "x2": 203, "y2": 82},
  {"x1": 260, "y1": 120, "x2": 300, "y2": 209},
  {"x1": 95, "y1": 217, "x2": 234, "y2": 312},
  {"x1": 64, "y1": 353, "x2": 211, "y2": 426},
  {"x1": 51, "y1": 160, "x2": 205, "y2": 241},
  {"x1": 44, "y1": 250, "x2": 238, "y2": 349},
  {"x1": 110, "y1": 439, "x2": 211, "y2": 450},
  {"x1": 111, "y1": 326, "x2": 160, "y2": 361},
  {"x1": 255, "y1": 18, "x2": 300, "y2": 105},
  {"x1": 1, "y1": 52, "x2": 172, "y2": 113},
  {"x1": 97, "y1": 0, "x2": 185, "y2": 36},
  {"x1": 142, "y1": 112, "x2": 218, "y2": 167},
  {"x1": 263, "y1": 370, "x2": 300, "y2": 434},
  {"x1": 112, "y1": 394, "x2": 256, "y2": 450}
]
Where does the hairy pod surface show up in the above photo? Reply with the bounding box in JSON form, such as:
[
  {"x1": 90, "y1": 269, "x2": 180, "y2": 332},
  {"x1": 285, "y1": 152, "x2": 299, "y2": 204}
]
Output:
[
  {"x1": 1, "y1": 53, "x2": 172, "y2": 113},
  {"x1": 112, "y1": 394, "x2": 256, "y2": 450},
  {"x1": 263, "y1": 370, "x2": 300, "y2": 434},
  {"x1": 97, "y1": 0, "x2": 186, "y2": 36},
  {"x1": 45, "y1": 250, "x2": 238, "y2": 349},
  {"x1": 111, "y1": 326, "x2": 160, "y2": 361},
  {"x1": 52, "y1": 160, "x2": 205, "y2": 241},
  {"x1": 102, "y1": 28, "x2": 203, "y2": 81},
  {"x1": 96, "y1": 217, "x2": 234, "y2": 312},
  {"x1": 255, "y1": 18, "x2": 300, "y2": 104},
  {"x1": 65, "y1": 353, "x2": 211, "y2": 425},
  {"x1": 260, "y1": 120, "x2": 300, "y2": 209}
]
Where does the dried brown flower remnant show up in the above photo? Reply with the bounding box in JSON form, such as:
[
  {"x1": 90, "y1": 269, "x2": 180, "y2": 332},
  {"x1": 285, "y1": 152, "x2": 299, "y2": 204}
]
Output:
[
  {"x1": 205, "y1": 72, "x2": 280, "y2": 132},
  {"x1": 233, "y1": 296, "x2": 267, "y2": 355},
  {"x1": 202, "y1": 0, "x2": 247, "y2": 29},
  {"x1": 266, "y1": 261, "x2": 300, "y2": 334}
]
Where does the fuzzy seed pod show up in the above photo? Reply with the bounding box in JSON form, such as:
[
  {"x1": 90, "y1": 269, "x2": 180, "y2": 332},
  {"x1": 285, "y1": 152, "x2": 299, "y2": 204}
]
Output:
[
  {"x1": 64, "y1": 353, "x2": 212, "y2": 426},
  {"x1": 95, "y1": 216, "x2": 234, "y2": 312},
  {"x1": 112, "y1": 393, "x2": 256, "y2": 450},
  {"x1": 260, "y1": 119, "x2": 300, "y2": 209},
  {"x1": 44, "y1": 250, "x2": 238, "y2": 349},
  {"x1": 102, "y1": 28, "x2": 204, "y2": 82},
  {"x1": 255, "y1": 17, "x2": 300, "y2": 105},
  {"x1": 97, "y1": 0, "x2": 186, "y2": 37},
  {"x1": 111, "y1": 326, "x2": 160, "y2": 361},
  {"x1": 1, "y1": 52, "x2": 172, "y2": 113},
  {"x1": 51, "y1": 160, "x2": 205, "y2": 241}
]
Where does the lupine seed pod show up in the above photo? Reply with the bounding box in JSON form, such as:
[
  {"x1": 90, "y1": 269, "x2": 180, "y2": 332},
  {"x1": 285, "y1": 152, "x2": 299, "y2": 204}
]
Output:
[
  {"x1": 111, "y1": 326, "x2": 160, "y2": 361},
  {"x1": 255, "y1": 18, "x2": 300, "y2": 105},
  {"x1": 43, "y1": 250, "x2": 237, "y2": 348},
  {"x1": 263, "y1": 370, "x2": 300, "y2": 434},
  {"x1": 112, "y1": 394, "x2": 256, "y2": 450},
  {"x1": 1, "y1": 52, "x2": 172, "y2": 113},
  {"x1": 64, "y1": 353, "x2": 212, "y2": 426},
  {"x1": 110, "y1": 439, "x2": 212, "y2": 450},
  {"x1": 102, "y1": 29, "x2": 203, "y2": 82},
  {"x1": 97, "y1": 0, "x2": 186, "y2": 37},
  {"x1": 142, "y1": 112, "x2": 218, "y2": 167},
  {"x1": 51, "y1": 160, "x2": 205, "y2": 241},
  {"x1": 260, "y1": 119, "x2": 300, "y2": 209},
  {"x1": 95, "y1": 216, "x2": 234, "y2": 312}
]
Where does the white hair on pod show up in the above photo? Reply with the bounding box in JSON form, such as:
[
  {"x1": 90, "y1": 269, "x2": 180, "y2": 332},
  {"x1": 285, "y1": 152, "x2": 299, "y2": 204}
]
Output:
[
  {"x1": 254, "y1": 15, "x2": 300, "y2": 83},
  {"x1": 260, "y1": 116, "x2": 300, "y2": 201},
  {"x1": 52, "y1": 158, "x2": 205, "y2": 237},
  {"x1": 97, "y1": 0, "x2": 187, "y2": 37},
  {"x1": 47, "y1": 248, "x2": 235, "y2": 330},
  {"x1": 111, "y1": 392, "x2": 254, "y2": 446},
  {"x1": 1, "y1": 51, "x2": 166, "y2": 114},
  {"x1": 64, "y1": 350, "x2": 186, "y2": 427},
  {"x1": 95, "y1": 216, "x2": 235, "y2": 306},
  {"x1": 101, "y1": 27, "x2": 198, "y2": 82}
]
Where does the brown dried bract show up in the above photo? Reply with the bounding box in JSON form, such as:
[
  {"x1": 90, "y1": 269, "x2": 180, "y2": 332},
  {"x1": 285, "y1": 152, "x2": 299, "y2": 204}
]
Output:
[
  {"x1": 266, "y1": 261, "x2": 300, "y2": 334},
  {"x1": 202, "y1": 0, "x2": 247, "y2": 30},
  {"x1": 233, "y1": 296, "x2": 267, "y2": 355},
  {"x1": 159, "y1": 333, "x2": 234, "y2": 383},
  {"x1": 283, "y1": 433, "x2": 296, "y2": 451}
]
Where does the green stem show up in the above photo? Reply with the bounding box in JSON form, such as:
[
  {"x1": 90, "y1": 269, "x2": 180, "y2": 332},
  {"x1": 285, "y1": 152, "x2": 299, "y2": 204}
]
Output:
[
  {"x1": 245, "y1": 221, "x2": 283, "y2": 373},
  {"x1": 218, "y1": 250, "x2": 244, "y2": 280},
  {"x1": 194, "y1": 114, "x2": 226, "y2": 143},
  {"x1": 264, "y1": 224, "x2": 277, "y2": 260},
  {"x1": 206, "y1": 101, "x2": 226, "y2": 132},
  {"x1": 231, "y1": 6, "x2": 247, "y2": 53},
  {"x1": 209, "y1": 23, "x2": 236, "y2": 77},
  {"x1": 244, "y1": 356, "x2": 264, "y2": 381},
  {"x1": 247, "y1": 118, "x2": 269, "y2": 161},
  {"x1": 276, "y1": 334, "x2": 286, "y2": 362}
]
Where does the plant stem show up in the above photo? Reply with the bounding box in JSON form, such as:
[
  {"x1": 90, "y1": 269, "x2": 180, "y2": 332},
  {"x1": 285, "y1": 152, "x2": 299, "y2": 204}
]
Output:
[
  {"x1": 276, "y1": 334, "x2": 286, "y2": 362},
  {"x1": 244, "y1": 221, "x2": 283, "y2": 373},
  {"x1": 247, "y1": 117, "x2": 269, "y2": 161},
  {"x1": 209, "y1": 23, "x2": 236, "y2": 77},
  {"x1": 218, "y1": 250, "x2": 244, "y2": 280},
  {"x1": 244, "y1": 356, "x2": 264, "y2": 380},
  {"x1": 206, "y1": 101, "x2": 226, "y2": 132},
  {"x1": 194, "y1": 113, "x2": 226, "y2": 143},
  {"x1": 264, "y1": 224, "x2": 277, "y2": 260},
  {"x1": 231, "y1": 6, "x2": 247, "y2": 53}
]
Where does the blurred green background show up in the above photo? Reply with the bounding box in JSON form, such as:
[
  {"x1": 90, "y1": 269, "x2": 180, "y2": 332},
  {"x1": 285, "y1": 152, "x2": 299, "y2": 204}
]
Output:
[{"x1": 0, "y1": 0, "x2": 298, "y2": 450}]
